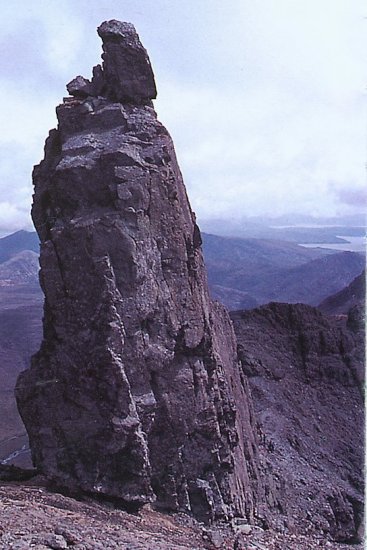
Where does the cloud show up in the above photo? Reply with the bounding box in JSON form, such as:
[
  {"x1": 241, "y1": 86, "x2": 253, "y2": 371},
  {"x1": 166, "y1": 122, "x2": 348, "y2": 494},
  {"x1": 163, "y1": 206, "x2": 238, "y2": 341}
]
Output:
[
  {"x1": 0, "y1": 202, "x2": 32, "y2": 235},
  {"x1": 0, "y1": 0, "x2": 365, "y2": 233},
  {"x1": 154, "y1": 0, "x2": 366, "y2": 220},
  {"x1": 156, "y1": 72, "x2": 365, "y2": 219},
  {"x1": 334, "y1": 187, "x2": 367, "y2": 208}
]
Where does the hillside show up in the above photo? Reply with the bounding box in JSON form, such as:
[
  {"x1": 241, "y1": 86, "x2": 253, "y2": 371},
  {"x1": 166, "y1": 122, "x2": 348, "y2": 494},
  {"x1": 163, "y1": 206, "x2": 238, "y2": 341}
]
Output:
[
  {"x1": 0, "y1": 236, "x2": 42, "y2": 466},
  {"x1": 0, "y1": 480, "x2": 362, "y2": 550},
  {"x1": 253, "y1": 251, "x2": 365, "y2": 306},
  {"x1": 0, "y1": 482, "x2": 207, "y2": 549},
  {"x1": 202, "y1": 233, "x2": 365, "y2": 309},
  {"x1": 319, "y1": 270, "x2": 365, "y2": 314},
  {"x1": 0, "y1": 230, "x2": 39, "y2": 263},
  {"x1": 0, "y1": 250, "x2": 39, "y2": 286},
  {"x1": 231, "y1": 303, "x2": 364, "y2": 542},
  {"x1": 0, "y1": 297, "x2": 42, "y2": 466}
]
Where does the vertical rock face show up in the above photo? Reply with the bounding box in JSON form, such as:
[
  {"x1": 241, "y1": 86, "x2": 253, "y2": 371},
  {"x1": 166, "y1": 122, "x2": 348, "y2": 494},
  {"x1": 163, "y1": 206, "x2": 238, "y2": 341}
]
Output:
[
  {"x1": 16, "y1": 21, "x2": 262, "y2": 521},
  {"x1": 231, "y1": 303, "x2": 364, "y2": 541}
]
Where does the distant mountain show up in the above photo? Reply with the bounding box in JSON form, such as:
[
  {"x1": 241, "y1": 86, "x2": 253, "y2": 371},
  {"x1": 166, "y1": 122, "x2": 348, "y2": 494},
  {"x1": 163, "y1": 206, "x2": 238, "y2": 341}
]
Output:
[
  {"x1": 255, "y1": 251, "x2": 366, "y2": 306},
  {"x1": 202, "y1": 233, "x2": 333, "y2": 290},
  {"x1": 200, "y1": 217, "x2": 366, "y2": 244},
  {"x1": 0, "y1": 231, "x2": 39, "y2": 264},
  {"x1": 319, "y1": 270, "x2": 365, "y2": 315},
  {"x1": 202, "y1": 233, "x2": 365, "y2": 309},
  {"x1": 0, "y1": 250, "x2": 39, "y2": 286},
  {"x1": 202, "y1": 233, "x2": 333, "y2": 271},
  {"x1": 0, "y1": 232, "x2": 42, "y2": 466},
  {"x1": 209, "y1": 284, "x2": 258, "y2": 311}
]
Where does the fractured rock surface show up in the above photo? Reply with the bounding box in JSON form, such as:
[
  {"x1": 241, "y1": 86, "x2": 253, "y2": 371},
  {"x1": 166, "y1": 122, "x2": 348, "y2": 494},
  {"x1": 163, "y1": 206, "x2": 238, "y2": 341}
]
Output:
[
  {"x1": 16, "y1": 20, "x2": 263, "y2": 522},
  {"x1": 231, "y1": 302, "x2": 364, "y2": 542}
]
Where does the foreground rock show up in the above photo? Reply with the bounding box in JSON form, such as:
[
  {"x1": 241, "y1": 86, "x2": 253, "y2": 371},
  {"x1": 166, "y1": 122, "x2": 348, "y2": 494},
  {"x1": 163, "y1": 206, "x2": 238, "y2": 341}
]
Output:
[
  {"x1": 0, "y1": 481, "x2": 363, "y2": 550},
  {"x1": 231, "y1": 302, "x2": 364, "y2": 543},
  {"x1": 0, "y1": 464, "x2": 36, "y2": 481},
  {"x1": 16, "y1": 21, "x2": 264, "y2": 522}
]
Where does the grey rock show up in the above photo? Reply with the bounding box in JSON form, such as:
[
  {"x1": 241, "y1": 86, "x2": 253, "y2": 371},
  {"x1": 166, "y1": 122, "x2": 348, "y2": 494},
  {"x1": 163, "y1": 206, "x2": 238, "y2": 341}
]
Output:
[
  {"x1": 91, "y1": 64, "x2": 105, "y2": 96},
  {"x1": 54, "y1": 526, "x2": 82, "y2": 545},
  {"x1": 9, "y1": 543, "x2": 31, "y2": 550},
  {"x1": 64, "y1": 21, "x2": 156, "y2": 104},
  {"x1": 16, "y1": 21, "x2": 263, "y2": 522},
  {"x1": 66, "y1": 76, "x2": 94, "y2": 98},
  {"x1": 232, "y1": 519, "x2": 252, "y2": 535},
  {"x1": 97, "y1": 20, "x2": 156, "y2": 103},
  {"x1": 231, "y1": 302, "x2": 364, "y2": 541},
  {"x1": 41, "y1": 534, "x2": 68, "y2": 549}
]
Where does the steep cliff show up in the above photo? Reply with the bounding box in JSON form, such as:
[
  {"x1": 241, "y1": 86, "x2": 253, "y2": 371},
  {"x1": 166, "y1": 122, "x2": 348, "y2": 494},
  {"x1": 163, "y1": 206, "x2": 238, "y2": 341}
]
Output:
[
  {"x1": 231, "y1": 303, "x2": 364, "y2": 542},
  {"x1": 16, "y1": 21, "x2": 263, "y2": 522}
]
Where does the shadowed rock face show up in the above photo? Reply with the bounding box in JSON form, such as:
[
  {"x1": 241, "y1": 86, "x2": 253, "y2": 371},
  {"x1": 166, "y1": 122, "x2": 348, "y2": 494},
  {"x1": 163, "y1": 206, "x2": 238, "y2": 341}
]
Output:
[
  {"x1": 231, "y1": 303, "x2": 364, "y2": 542},
  {"x1": 66, "y1": 21, "x2": 156, "y2": 104},
  {"x1": 16, "y1": 21, "x2": 263, "y2": 521}
]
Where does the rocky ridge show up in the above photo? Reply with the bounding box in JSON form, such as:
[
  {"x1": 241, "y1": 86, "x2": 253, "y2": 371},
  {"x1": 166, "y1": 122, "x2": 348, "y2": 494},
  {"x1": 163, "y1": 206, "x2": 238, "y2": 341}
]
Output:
[
  {"x1": 16, "y1": 21, "x2": 266, "y2": 524},
  {"x1": 231, "y1": 302, "x2": 364, "y2": 543},
  {"x1": 319, "y1": 270, "x2": 365, "y2": 315},
  {"x1": 202, "y1": 233, "x2": 365, "y2": 310}
]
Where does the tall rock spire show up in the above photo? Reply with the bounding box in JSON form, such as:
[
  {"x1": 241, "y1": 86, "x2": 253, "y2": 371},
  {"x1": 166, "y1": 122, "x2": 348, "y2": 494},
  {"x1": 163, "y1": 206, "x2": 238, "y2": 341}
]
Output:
[{"x1": 16, "y1": 21, "x2": 263, "y2": 521}]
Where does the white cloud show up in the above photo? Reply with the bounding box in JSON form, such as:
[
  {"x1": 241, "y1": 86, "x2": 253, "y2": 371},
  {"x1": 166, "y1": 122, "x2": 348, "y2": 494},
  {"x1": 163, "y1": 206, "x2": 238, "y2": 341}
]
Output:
[
  {"x1": 0, "y1": 0, "x2": 365, "y2": 233},
  {"x1": 157, "y1": 71, "x2": 365, "y2": 219},
  {"x1": 0, "y1": 202, "x2": 32, "y2": 235}
]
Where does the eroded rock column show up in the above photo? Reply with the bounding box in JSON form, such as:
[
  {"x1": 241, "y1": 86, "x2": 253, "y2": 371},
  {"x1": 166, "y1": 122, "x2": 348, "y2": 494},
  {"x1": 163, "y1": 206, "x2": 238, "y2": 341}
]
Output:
[{"x1": 16, "y1": 21, "x2": 263, "y2": 521}]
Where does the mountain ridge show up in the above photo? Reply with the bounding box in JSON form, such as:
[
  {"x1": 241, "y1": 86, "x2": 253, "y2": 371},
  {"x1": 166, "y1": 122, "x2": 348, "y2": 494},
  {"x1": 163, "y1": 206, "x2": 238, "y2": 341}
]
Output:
[
  {"x1": 202, "y1": 233, "x2": 364, "y2": 309},
  {"x1": 231, "y1": 301, "x2": 364, "y2": 542},
  {"x1": 319, "y1": 270, "x2": 365, "y2": 315},
  {"x1": 0, "y1": 230, "x2": 39, "y2": 263}
]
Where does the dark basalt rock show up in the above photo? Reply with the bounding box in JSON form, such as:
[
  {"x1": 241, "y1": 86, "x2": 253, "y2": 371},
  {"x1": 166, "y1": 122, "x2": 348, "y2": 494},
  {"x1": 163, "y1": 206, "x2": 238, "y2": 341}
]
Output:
[
  {"x1": 15, "y1": 21, "x2": 263, "y2": 522},
  {"x1": 0, "y1": 464, "x2": 37, "y2": 481},
  {"x1": 231, "y1": 302, "x2": 364, "y2": 542},
  {"x1": 66, "y1": 21, "x2": 157, "y2": 105},
  {"x1": 97, "y1": 20, "x2": 157, "y2": 104},
  {"x1": 66, "y1": 75, "x2": 95, "y2": 98}
]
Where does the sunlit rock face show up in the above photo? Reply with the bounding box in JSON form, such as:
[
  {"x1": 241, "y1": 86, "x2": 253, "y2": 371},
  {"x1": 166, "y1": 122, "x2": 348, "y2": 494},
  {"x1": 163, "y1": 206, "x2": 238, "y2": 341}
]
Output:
[{"x1": 16, "y1": 20, "x2": 264, "y2": 521}]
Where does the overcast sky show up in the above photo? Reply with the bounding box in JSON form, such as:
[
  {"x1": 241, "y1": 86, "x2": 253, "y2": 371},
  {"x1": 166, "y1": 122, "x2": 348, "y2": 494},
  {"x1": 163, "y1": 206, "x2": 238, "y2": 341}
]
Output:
[{"x1": 0, "y1": 0, "x2": 365, "y2": 234}]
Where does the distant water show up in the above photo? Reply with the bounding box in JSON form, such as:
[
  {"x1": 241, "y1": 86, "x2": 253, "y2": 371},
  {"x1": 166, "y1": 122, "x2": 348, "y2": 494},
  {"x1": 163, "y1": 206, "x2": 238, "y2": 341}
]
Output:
[
  {"x1": 300, "y1": 235, "x2": 366, "y2": 253},
  {"x1": 271, "y1": 224, "x2": 348, "y2": 229}
]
